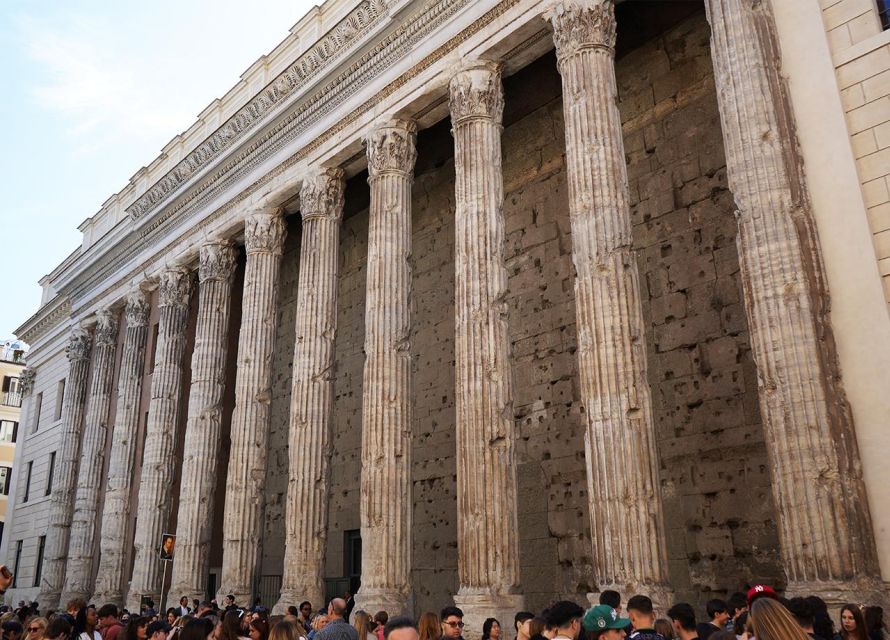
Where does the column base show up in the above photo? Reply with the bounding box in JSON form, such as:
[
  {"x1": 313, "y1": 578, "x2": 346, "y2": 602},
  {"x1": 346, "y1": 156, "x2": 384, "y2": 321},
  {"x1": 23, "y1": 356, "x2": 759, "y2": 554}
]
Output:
[
  {"x1": 38, "y1": 590, "x2": 61, "y2": 615},
  {"x1": 273, "y1": 586, "x2": 325, "y2": 616},
  {"x1": 454, "y1": 591, "x2": 525, "y2": 640},
  {"x1": 785, "y1": 578, "x2": 888, "y2": 610},
  {"x1": 91, "y1": 590, "x2": 125, "y2": 611},
  {"x1": 59, "y1": 588, "x2": 91, "y2": 608},
  {"x1": 216, "y1": 586, "x2": 253, "y2": 612},
  {"x1": 126, "y1": 590, "x2": 162, "y2": 616},
  {"x1": 586, "y1": 583, "x2": 673, "y2": 616},
  {"x1": 353, "y1": 587, "x2": 412, "y2": 620}
]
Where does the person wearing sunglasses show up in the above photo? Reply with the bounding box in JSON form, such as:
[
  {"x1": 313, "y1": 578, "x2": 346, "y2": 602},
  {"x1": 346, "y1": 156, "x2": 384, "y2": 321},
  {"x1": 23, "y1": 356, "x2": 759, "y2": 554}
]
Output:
[
  {"x1": 439, "y1": 608, "x2": 464, "y2": 640},
  {"x1": 25, "y1": 618, "x2": 47, "y2": 640}
]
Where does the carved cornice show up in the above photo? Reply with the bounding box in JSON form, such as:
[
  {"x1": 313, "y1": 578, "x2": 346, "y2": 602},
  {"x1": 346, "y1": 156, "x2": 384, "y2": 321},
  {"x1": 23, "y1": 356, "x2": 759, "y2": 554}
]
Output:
[
  {"x1": 448, "y1": 61, "x2": 504, "y2": 125},
  {"x1": 300, "y1": 168, "x2": 346, "y2": 222},
  {"x1": 125, "y1": 290, "x2": 151, "y2": 327},
  {"x1": 158, "y1": 268, "x2": 193, "y2": 308},
  {"x1": 16, "y1": 296, "x2": 72, "y2": 346},
  {"x1": 245, "y1": 210, "x2": 287, "y2": 255},
  {"x1": 199, "y1": 241, "x2": 238, "y2": 283},
  {"x1": 126, "y1": 0, "x2": 390, "y2": 222},
  {"x1": 365, "y1": 119, "x2": 418, "y2": 178},
  {"x1": 94, "y1": 309, "x2": 119, "y2": 346},
  {"x1": 546, "y1": 0, "x2": 617, "y2": 58},
  {"x1": 19, "y1": 368, "x2": 36, "y2": 397},
  {"x1": 66, "y1": 328, "x2": 92, "y2": 363}
]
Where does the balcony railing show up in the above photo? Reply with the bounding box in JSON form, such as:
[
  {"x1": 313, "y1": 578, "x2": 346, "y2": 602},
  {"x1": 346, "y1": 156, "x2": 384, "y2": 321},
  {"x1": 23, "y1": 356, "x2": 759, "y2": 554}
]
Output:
[{"x1": 2, "y1": 392, "x2": 22, "y2": 408}]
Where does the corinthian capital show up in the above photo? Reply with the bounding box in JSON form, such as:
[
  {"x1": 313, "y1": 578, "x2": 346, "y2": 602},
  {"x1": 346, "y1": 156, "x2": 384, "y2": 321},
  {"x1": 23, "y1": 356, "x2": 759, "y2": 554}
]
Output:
[
  {"x1": 158, "y1": 267, "x2": 193, "y2": 308},
  {"x1": 199, "y1": 241, "x2": 238, "y2": 282},
  {"x1": 300, "y1": 168, "x2": 346, "y2": 222},
  {"x1": 19, "y1": 368, "x2": 36, "y2": 397},
  {"x1": 545, "y1": 0, "x2": 617, "y2": 59},
  {"x1": 245, "y1": 209, "x2": 287, "y2": 255},
  {"x1": 365, "y1": 119, "x2": 417, "y2": 179},
  {"x1": 125, "y1": 289, "x2": 151, "y2": 327},
  {"x1": 66, "y1": 328, "x2": 92, "y2": 363},
  {"x1": 94, "y1": 309, "x2": 119, "y2": 346},
  {"x1": 449, "y1": 61, "x2": 504, "y2": 126}
]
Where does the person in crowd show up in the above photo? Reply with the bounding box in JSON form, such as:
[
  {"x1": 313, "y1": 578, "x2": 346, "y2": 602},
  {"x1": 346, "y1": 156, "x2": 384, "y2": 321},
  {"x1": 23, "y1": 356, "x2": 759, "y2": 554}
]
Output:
[
  {"x1": 417, "y1": 613, "x2": 439, "y2": 640},
  {"x1": 298, "y1": 606, "x2": 313, "y2": 635},
  {"x1": 2, "y1": 620, "x2": 24, "y2": 640},
  {"x1": 383, "y1": 619, "x2": 417, "y2": 640},
  {"x1": 223, "y1": 600, "x2": 237, "y2": 614},
  {"x1": 837, "y1": 605, "x2": 868, "y2": 640},
  {"x1": 745, "y1": 586, "x2": 778, "y2": 609},
  {"x1": 708, "y1": 633, "x2": 734, "y2": 640},
  {"x1": 725, "y1": 595, "x2": 747, "y2": 634},
  {"x1": 220, "y1": 610, "x2": 248, "y2": 640},
  {"x1": 374, "y1": 614, "x2": 389, "y2": 640},
  {"x1": 543, "y1": 602, "x2": 584, "y2": 640},
  {"x1": 168, "y1": 612, "x2": 180, "y2": 627},
  {"x1": 439, "y1": 608, "x2": 464, "y2": 640},
  {"x1": 44, "y1": 618, "x2": 71, "y2": 640},
  {"x1": 343, "y1": 596, "x2": 355, "y2": 624},
  {"x1": 865, "y1": 608, "x2": 885, "y2": 640},
  {"x1": 316, "y1": 599, "x2": 357, "y2": 640},
  {"x1": 25, "y1": 618, "x2": 46, "y2": 640},
  {"x1": 146, "y1": 621, "x2": 170, "y2": 640},
  {"x1": 353, "y1": 612, "x2": 375, "y2": 640},
  {"x1": 653, "y1": 620, "x2": 674, "y2": 640},
  {"x1": 806, "y1": 598, "x2": 834, "y2": 640},
  {"x1": 627, "y1": 596, "x2": 664, "y2": 640},
  {"x1": 732, "y1": 613, "x2": 750, "y2": 640},
  {"x1": 748, "y1": 598, "x2": 808, "y2": 640},
  {"x1": 98, "y1": 605, "x2": 124, "y2": 640},
  {"x1": 600, "y1": 593, "x2": 623, "y2": 617},
  {"x1": 142, "y1": 603, "x2": 158, "y2": 621},
  {"x1": 786, "y1": 598, "x2": 823, "y2": 640},
  {"x1": 79, "y1": 605, "x2": 103, "y2": 640},
  {"x1": 249, "y1": 618, "x2": 269, "y2": 640},
  {"x1": 696, "y1": 601, "x2": 729, "y2": 640},
  {"x1": 120, "y1": 617, "x2": 149, "y2": 640},
  {"x1": 178, "y1": 601, "x2": 191, "y2": 618},
  {"x1": 515, "y1": 614, "x2": 534, "y2": 640},
  {"x1": 482, "y1": 620, "x2": 501, "y2": 640},
  {"x1": 583, "y1": 605, "x2": 630, "y2": 640},
  {"x1": 270, "y1": 622, "x2": 304, "y2": 640},
  {"x1": 180, "y1": 618, "x2": 216, "y2": 640},
  {"x1": 527, "y1": 618, "x2": 547, "y2": 640},
  {"x1": 666, "y1": 604, "x2": 697, "y2": 640}
]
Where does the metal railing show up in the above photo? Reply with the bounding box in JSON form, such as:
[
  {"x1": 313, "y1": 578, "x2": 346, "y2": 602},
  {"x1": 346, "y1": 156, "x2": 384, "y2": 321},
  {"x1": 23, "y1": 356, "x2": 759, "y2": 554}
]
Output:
[{"x1": 2, "y1": 392, "x2": 22, "y2": 407}]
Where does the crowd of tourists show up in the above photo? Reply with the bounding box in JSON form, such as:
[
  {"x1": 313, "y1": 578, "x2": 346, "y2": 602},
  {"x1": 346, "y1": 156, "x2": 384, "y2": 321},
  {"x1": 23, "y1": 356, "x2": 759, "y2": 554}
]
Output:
[{"x1": 0, "y1": 571, "x2": 886, "y2": 640}]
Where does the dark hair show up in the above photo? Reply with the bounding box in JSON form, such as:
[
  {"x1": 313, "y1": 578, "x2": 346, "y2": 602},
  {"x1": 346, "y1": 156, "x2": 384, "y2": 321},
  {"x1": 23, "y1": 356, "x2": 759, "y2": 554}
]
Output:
[
  {"x1": 286, "y1": 607, "x2": 299, "y2": 618},
  {"x1": 841, "y1": 604, "x2": 868, "y2": 640},
  {"x1": 300, "y1": 603, "x2": 312, "y2": 611},
  {"x1": 599, "y1": 591, "x2": 621, "y2": 610},
  {"x1": 786, "y1": 598, "x2": 814, "y2": 628},
  {"x1": 627, "y1": 596, "x2": 653, "y2": 616},
  {"x1": 180, "y1": 618, "x2": 215, "y2": 640},
  {"x1": 727, "y1": 594, "x2": 747, "y2": 616},
  {"x1": 121, "y1": 617, "x2": 149, "y2": 640},
  {"x1": 805, "y1": 597, "x2": 833, "y2": 640},
  {"x1": 865, "y1": 607, "x2": 885, "y2": 640},
  {"x1": 375, "y1": 613, "x2": 389, "y2": 627},
  {"x1": 707, "y1": 600, "x2": 728, "y2": 619},
  {"x1": 384, "y1": 617, "x2": 417, "y2": 640},
  {"x1": 514, "y1": 613, "x2": 534, "y2": 632},
  {"x1": 667, "y1": 604, "x2": 696, "y2": 632},
  {"x1": 482, "y1": 619, "x2": 500, "y2": 640},
  {"x1": 98, "y1": 605, "x2": 119, "y2": 619},
  {"x1": 3, "y1": 621, "x2": 23, "y2": 634},
  {"x1": 220, "y1": 610, "x2": 244, "y2": 640},
  {"x1": 45, "y1": 618, "x2": 72, "y2": 640},
  {"x1": 546, "y1": 602, "x2": 584, "y2": 629},
  {"x1": 250, "y1": 617, "x2": 269, "y2": 640},
  {"x1": 709, "y1": 633, "x2": 735, "y2": 640},
  {"x1": 440, "y1": 608, "x2": 463, "y2": 622},
  {"x1": 528, "y1": 619, "x2": 546, "y2": 638}
]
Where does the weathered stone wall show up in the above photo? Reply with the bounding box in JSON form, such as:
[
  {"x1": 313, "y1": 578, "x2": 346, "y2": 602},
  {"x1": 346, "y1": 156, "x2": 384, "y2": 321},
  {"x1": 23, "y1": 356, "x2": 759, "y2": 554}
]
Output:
[{"x1": 259, "y1": 10, "x2": 783, "y2": 613}]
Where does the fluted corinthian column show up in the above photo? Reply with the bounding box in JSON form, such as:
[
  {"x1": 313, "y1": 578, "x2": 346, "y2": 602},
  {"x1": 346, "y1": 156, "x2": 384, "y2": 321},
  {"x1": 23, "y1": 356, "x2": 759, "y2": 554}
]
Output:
[
  {"x1": 274, "y1": 169, "x2": 344, "y2": 614},
  {"x1": 354, "y1": 118, "x2": 416, "y2": 617},
  {"x1": 127, "y1": 268, "x2": 193, "y2": 611},
  {"x1": 170, "y1": 241, "x2": 237, "y2": 603},
  {"x1": 448, "y1": 62, "x2": 524, "y2": 633},
  {"x1": 546, "y1": 0, "x2": 670, "y2": 605},
  {"x1": 62, "y1": 309, "x2": 119, "y2": 602},
  {"x1": 218, "y1": 209, "x2": 286, "y2": 604},
  {"x1": 704, "y1": 0, "x2": 883, "y2": 604},
  {"x1": 94, "y1": 290, "x2": 151, "y2": 607},
  {"x1": 39, "y1": 328, "x2": 92, "y2": 611}
]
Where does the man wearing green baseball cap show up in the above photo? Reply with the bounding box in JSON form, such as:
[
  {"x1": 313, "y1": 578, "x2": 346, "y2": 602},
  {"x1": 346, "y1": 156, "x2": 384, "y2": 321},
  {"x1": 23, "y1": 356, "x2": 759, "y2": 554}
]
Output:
[{"x1": 583, "y1": 605, "x2": 632, "y2": 640}]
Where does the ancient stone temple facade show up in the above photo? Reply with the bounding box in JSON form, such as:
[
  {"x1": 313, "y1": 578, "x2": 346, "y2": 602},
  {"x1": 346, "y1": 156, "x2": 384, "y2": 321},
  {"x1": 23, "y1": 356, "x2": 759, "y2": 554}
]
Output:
[{"x1": 6, "y1": 0, "x2": 890, "y2": 626}]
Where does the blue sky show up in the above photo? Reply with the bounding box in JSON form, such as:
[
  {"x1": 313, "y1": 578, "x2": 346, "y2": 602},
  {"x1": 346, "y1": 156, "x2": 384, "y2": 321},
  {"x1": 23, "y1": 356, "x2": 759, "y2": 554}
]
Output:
[{"x1": 0, "y1": 0, "x2": 316, "y2": 340}]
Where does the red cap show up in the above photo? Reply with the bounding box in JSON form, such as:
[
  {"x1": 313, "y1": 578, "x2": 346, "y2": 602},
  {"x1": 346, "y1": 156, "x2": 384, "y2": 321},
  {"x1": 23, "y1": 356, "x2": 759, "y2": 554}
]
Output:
[{"x1": 747, "y1": 584, "x2": 779, "y2": 605}]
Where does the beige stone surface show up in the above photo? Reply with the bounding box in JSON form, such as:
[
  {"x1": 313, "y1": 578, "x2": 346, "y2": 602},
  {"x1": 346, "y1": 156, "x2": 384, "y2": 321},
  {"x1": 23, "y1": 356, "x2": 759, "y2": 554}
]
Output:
[
  {"x1": 218, "y1": 210, "x2": 287, "y2": 605},
  {"x1": 62, "y1": 309, "x2": 119, "y2": 602},
  {"x1": 127, "y1": 268, "x2": 193, "y2": 611},
  {"x1": 39, "y1": 328, "x2": 92, "y2": 612},
  {"x1": 93, "y1": 290, "x2": 151, "y2": 607},
  {"x1": 275, "y1": 169, "x2": 344, "y2": 613}
]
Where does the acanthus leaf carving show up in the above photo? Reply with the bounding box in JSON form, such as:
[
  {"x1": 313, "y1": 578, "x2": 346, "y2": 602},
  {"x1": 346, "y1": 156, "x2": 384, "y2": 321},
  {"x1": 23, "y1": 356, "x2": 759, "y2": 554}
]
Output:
[
  {"x1": 125, "y1": 290, "x2": 151, "y2": 327},
  {"x1": 199, "y1": 241, "x2": 238, "y2": 283},
  {"x1": 448, "y1": 61, "x2": 504, "y2": 125},
  {"x1": 546, "y1": 0, "x2": 617, "y2": 59},
  {"x1": 244, "y1": 210, "x2": 287, "y2": 255},
  {"x1": 19, "y1": 368, "x2": 36, "y2": 397},
  {"x1": 158, "y1": 267, "x2": 193, "y2": 308},
  {"x1": 365, "y1": 119, "x2": 418, "y2": 178},
  {"x1": 66, "y1": 328, "x2": 92, "y2": 363},
  {"x1": 94, "y1": 309, "x2": 119, "y2": 347},
  {"x1": 300, "y1": 168, "x2": 346, "y2": 222}
]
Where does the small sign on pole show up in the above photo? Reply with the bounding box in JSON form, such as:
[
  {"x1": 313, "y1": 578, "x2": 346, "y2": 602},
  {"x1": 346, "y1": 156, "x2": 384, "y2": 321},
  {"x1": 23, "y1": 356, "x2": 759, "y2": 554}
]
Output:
[{"x1": 159, "y1": 533, "x2": 176, "y2": 614}]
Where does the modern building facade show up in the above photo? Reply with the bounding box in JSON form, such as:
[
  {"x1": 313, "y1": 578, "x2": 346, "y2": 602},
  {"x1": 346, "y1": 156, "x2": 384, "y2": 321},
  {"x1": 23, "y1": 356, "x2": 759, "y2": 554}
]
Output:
[
  {"x1": 5, "y1": 0, "x2": 890, "y2": 629},
  {"x1": 0, "y1": 340, "x2": 27, "y2": 547}
]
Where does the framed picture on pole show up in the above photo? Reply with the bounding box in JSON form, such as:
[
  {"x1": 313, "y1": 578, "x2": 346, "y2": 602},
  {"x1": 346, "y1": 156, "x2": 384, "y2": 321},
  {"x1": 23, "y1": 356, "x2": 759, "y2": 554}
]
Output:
[{"x1": 160, "y1": 533, "x2": 176, "y2": 560}]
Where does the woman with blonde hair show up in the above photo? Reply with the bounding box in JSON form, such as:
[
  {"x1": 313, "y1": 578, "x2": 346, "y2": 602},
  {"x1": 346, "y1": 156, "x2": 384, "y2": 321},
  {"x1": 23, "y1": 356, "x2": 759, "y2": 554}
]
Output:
[
  {"x1": 749, "y1": 598, "x2": 809, "y2": 640},
  {"x1": 25, "y1": 618, "x2": 48, "y2": 640},
  {"x1": 418, "y1": 613, "x2": 439, "y2": 640},
  {"x1": 269, "y1": 621, "x2": 303, "y2": 640}
]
